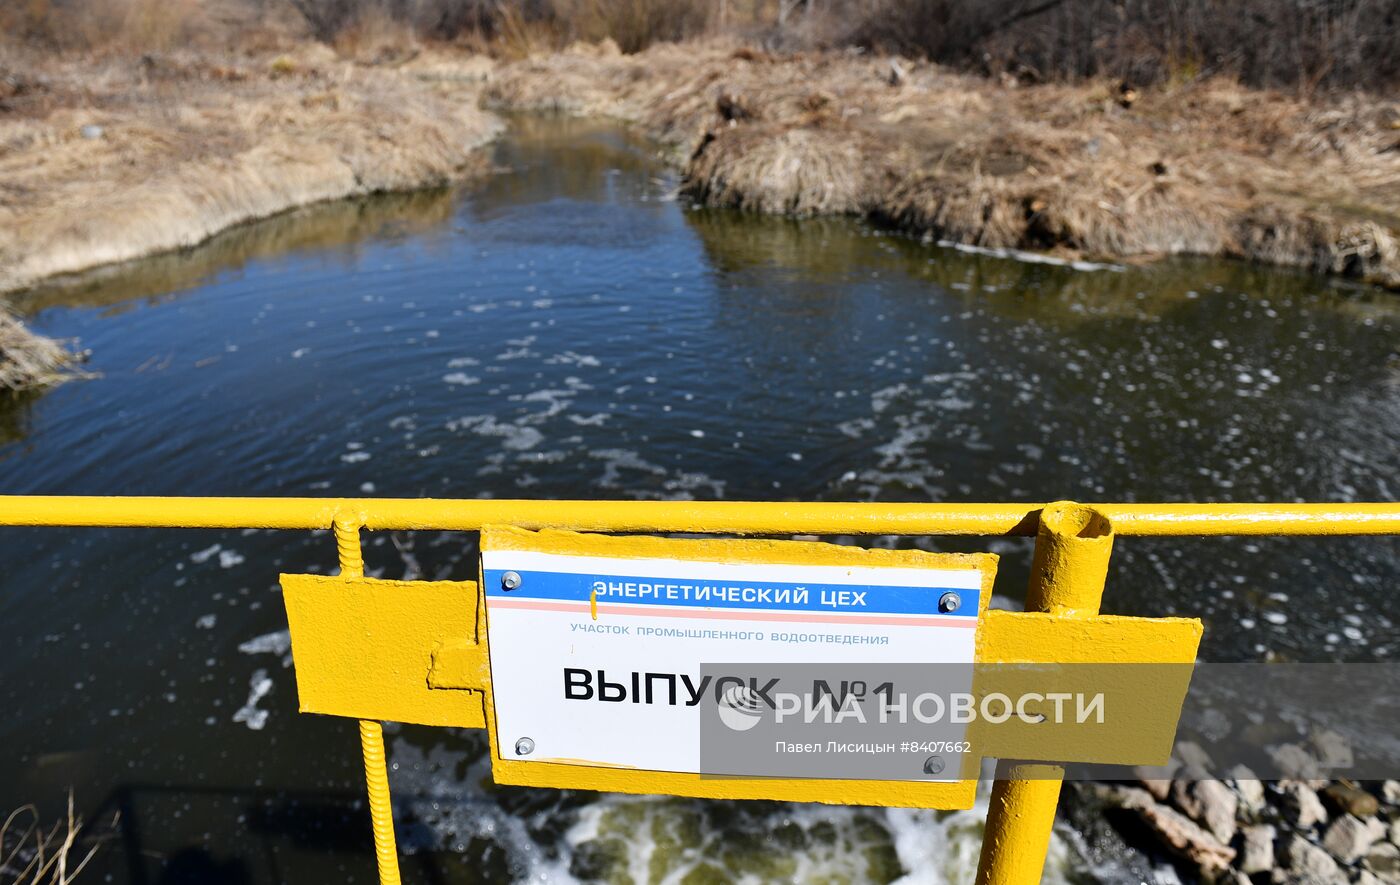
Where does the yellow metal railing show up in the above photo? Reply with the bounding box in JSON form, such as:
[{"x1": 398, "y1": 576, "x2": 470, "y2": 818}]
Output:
[
  {"x1": 3, "y1": 496, "x2": 1398, "y2": 534},
  {"x1": 2, "y1": 496, "x2": 1397, "y2": 885}
]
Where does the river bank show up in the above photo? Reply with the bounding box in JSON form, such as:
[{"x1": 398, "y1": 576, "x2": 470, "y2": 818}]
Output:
[
  {"x1": 5, "y1": 39, "x2": 1400, "y2": 390},
  {"x1": 0, "y1": 43, "x2": 500, "y2": 300},
  {"x1": 488, "y1": 41, "x2": 1400, "y2": 291}
]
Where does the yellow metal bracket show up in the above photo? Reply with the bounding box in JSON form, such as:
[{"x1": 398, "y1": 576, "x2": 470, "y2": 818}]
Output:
[
  {"x1": 280, "y1": 574, "x2": 488, "y2": 727},
  {"x1": 279, "y1": 518, "x2": 1201, "y2": 821}
]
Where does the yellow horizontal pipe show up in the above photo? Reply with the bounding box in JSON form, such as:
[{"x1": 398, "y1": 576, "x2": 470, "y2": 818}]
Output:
[
  {"x1": 1099, "y1": 503, "x2": 1400, "y2": 535},
  {"x1": 0, "y1": 497, "x2": 1395, "y2": 536}
]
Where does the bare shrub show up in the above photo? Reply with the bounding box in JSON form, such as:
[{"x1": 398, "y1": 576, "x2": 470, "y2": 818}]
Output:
[
  {"x1": 327, "y1": 1, "x2": 422, "y2": 60},
  {"x1": 819, "y1": 0, "x2": 1400, "y2": 91},
  {"x1": 555, "y1": 0, "x2": 713, "y2": 53},
  {"x1": 278, "y1": 0, "x2": 712, "y2": 52},
  {"x1": 0, "y1": 0, "x2": 199, "y2": 52}
]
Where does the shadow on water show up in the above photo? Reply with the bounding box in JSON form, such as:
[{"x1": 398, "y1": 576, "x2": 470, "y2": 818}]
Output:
[
  {"x1": 0, "y1": 389, "x2": 42, "y2": 447},
  {"x1": 78, "y1": 780, "x2": 517, "y2": 885},
  {"x1": 0, "y1": 186, "x2": 465, "y2": 446},
  {"x1": 9, "y1": 188, "x2": 462, "y2": 318},
  {"x1": 684, "y1": 206, "x2": 1391, "y2": 326},
  {"x1": 469, "y1": 114, "x2": 673, "y2": 217}
]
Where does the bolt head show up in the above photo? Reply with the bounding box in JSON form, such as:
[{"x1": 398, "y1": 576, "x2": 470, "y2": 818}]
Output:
[
  {"x1": 938, "y1": 591, "x2": 961, "y2": 614},
  {"x1": 501, "y1": 570, "x2": 522, "y2": 591},
  {"x1": 514, "y1": 737, "x2": 534, "y2": 756}
]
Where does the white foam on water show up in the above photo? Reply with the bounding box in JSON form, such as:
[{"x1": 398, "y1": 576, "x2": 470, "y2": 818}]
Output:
[
  {"x1": 389, "y1": 740, "x2": 575, "y2": 882},
  {"x1": 219, "y1": 549, "x2": 245, "y2": 568},
  {"x1": 517, "y1": 388, "x2": 576, "y2": 422},
  {"x1": 384, "y1": 736, "x2": 1089, "y2": 884},
  {"x1": 238, "y1": 629, "x2": 293, "y2": 667},
  {"x1": 232, "y1": 668, "x2": 273, "y2": 731},
  {"x1": 933, "y1": 239, "x2": 1124, "y2": 273},
  {"x1": 546, "y1": 351, "x2": 601, "y2": 367},
  {"x1": 448, "y1": 415, "x2": 546, "y2": 451},
  {"x1": 552, "y1": 786, "x2": 1079, "y2": 884}
]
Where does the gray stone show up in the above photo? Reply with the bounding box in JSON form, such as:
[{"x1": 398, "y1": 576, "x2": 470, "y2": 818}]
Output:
[
  {"x1": 1195, "y1": 780, "x2": 1240, "y2": 844},
  {"x1": 1177, "y1": 740, "x2": 1216, "y2": 773},
  {"x1": 1323, "y1": 815, "x2": 1386, "y2": 863},
  {"x1": 1363, "y1": 841, "x2": 1400, "y2": 882},
  {"x1": 1272, "y1": 744, "x2": 1326, "y2": 781},
  {"x1": 1238, "y1": 824, "x2": 1277, "y2": 874},
  {"x1": 1137, "y1": 760, "x2": 1180, "y2": 801},
  {"x1": 1310, "y1": 730, "x2": 1354, "y2": 770},
  {"x1": 80, "y1": 124, "x2": 104, "y2": 140},
  {"x1": 1172, "y1": 778, "x2": 1200, "y2": 815},
  {"x1": 1227, "y1": 765, "x2": 1266, "y2": 814},
  {"x1": 1381, "y1": 781, "x2": 1400, "y2": 805},
  {"x1": 1100, "y1": 784, "x2": 1236, "y2": 875},
  {"x1": 1141, "y1": 777, "x2": 1172, "y2": 801},
  {"x1": 1356, "y1": 871, "x2": 1387, "y2": 885},
  {"x1": 1282, "y1": 782, "x2": 1330, "y2": 829},
  {"x1": 1284, "y1": 834, "x2": 1343, "y2": 882}
]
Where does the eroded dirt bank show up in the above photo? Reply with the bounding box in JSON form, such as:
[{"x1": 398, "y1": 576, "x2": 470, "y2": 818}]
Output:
[
  {"x1": 0, "y1": 45, "x2": 501, "y2": 297},
  {"x1": 488, "y1": 42, "x2": 1400, "y2": 289}
]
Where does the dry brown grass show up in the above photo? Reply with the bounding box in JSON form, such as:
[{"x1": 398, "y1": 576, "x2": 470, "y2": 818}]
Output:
[
  {"x1": 0, "y1": 310, "x2": 81, "y2": 392},
  {"x1": 0, "y1": 43, "x2": 501, "y2": 296},
  {"x1": 0, "y1": 793, "x2": 116, "y2": 883},
  {"x1": 487, "y1": 42, "x2": 1400, "y2": 288}
]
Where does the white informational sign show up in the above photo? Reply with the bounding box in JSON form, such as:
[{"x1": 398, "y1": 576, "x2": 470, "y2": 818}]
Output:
[{"x1": 481, "y1": 544, "x2": 985, "y2": 775}]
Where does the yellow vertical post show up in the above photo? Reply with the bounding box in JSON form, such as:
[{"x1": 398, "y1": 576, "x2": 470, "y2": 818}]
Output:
[
  {"x1": 335, "y1": 517, "x2": 404, "y2": 885},
  {"x1": 974, "y1": 501, "x2": 1114, "y2": 885}
]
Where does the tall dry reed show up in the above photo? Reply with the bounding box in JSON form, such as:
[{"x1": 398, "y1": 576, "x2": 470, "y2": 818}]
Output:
[{"x1": 0, "y1": 793, "x2": 115, "y2": 884}]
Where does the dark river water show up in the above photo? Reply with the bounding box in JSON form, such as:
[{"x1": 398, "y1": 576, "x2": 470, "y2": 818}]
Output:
[{"x1": 1, "y1": 116, "x2": 1397, "y2": 884}]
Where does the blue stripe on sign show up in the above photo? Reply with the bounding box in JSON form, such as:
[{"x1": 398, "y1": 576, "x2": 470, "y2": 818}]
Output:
[{"x1": 483, "y1": 569, "x2": 977, "y2": 617}]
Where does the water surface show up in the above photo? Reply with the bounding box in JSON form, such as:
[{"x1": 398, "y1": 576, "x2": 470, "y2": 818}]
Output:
[{"x1": 2, "y1": 115, "x2": 1397, "y2": 883}]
